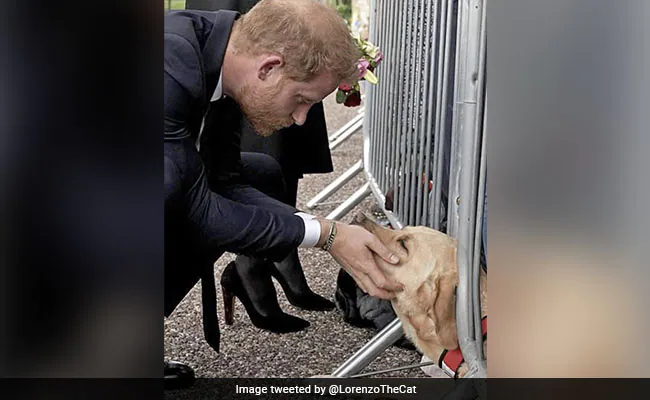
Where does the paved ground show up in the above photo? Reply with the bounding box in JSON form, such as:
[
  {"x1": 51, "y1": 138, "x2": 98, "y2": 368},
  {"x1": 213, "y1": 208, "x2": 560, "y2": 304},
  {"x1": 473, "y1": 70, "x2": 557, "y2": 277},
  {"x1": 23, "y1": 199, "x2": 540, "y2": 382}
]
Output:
[{"x1": 163, "y1": 92, "x2": 427, "y2": 378}]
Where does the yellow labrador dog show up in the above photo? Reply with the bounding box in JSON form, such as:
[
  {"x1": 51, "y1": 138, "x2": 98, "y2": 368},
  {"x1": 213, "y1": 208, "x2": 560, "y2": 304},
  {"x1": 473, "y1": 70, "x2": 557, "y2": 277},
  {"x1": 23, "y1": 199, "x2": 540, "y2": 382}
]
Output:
[{"x1": 356, "y1": 213, "x2": 487, "y2": 378}]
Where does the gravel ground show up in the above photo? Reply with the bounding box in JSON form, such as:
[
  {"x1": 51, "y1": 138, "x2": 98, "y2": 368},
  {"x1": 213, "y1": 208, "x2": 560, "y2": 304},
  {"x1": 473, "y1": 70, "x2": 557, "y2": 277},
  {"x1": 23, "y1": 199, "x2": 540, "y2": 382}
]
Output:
[{"x1": 164, "y1": 92, "x2": 428, "y2": 378}]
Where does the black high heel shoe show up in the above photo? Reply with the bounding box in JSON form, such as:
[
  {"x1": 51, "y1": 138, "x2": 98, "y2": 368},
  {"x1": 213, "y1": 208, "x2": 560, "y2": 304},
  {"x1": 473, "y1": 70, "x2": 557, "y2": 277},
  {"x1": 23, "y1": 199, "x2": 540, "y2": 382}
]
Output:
[
  {"x1": 270, "y1": 250, "x2": 335, "y2": 311},
  {"x1": 220, "y1": 261, "x2": 310, "y2": 333}
]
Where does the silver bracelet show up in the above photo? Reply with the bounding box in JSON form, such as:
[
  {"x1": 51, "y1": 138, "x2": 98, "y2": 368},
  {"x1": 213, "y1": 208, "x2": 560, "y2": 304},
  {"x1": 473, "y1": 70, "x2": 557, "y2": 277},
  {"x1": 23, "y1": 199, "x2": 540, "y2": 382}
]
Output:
[{"x1": 321, "y1": 222, "x2": 337, "y2": 252}]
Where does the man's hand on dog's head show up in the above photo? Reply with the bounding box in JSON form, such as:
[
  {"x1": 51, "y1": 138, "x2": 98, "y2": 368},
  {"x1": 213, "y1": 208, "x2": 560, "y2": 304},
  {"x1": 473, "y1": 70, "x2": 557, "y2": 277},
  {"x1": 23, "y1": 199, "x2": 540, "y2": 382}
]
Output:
[{"x1": 321, "y1": 221, "x2": 403, "y2": 300}]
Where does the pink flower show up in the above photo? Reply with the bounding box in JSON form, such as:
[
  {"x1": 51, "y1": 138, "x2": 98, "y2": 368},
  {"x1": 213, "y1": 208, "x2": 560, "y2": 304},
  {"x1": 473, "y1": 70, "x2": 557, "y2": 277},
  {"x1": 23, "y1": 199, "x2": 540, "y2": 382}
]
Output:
[
  {"x1": 335, "y1": 38, "x2": 382, "y2": 108},
  {"x1": 358, "y1": 59, "x2": 370, "y2": 79},
  {"x1": 373, "y1": 50, "x2": 384, "y2": 64},
  {"x1": 338, "y1": 83, "x2": 353, "y2": 92}
]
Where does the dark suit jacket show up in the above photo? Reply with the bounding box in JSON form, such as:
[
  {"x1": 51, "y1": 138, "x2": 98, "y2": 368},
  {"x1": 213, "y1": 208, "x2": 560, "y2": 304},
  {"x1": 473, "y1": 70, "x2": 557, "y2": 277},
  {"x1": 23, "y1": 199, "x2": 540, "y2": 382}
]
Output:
[
  {"x1": 186, "y1": 0, "x2": 333, "y2": 180},
  {"x1": 164, "y1": 10, "x2": 305, "y2": 315}
]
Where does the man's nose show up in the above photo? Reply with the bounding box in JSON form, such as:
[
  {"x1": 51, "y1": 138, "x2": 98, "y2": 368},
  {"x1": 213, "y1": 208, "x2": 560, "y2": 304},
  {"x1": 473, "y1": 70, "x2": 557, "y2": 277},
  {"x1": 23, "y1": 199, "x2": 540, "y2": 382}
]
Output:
[{"x1": 292, "y1": 105, "x2": 311, "y2": 126}]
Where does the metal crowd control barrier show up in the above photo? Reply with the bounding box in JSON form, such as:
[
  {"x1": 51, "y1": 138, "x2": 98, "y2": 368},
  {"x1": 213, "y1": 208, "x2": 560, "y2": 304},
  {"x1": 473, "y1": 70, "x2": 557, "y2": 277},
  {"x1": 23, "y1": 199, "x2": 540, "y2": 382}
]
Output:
[{"x1": 330, "y1": 0, "x2": 487, "y2": 379}]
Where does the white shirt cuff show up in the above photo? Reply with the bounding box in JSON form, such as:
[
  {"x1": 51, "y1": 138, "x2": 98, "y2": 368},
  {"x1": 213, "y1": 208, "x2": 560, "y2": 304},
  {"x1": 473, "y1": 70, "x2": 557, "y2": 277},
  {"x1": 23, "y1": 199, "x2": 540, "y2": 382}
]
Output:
[{"x1": 295, "y1": 212, "x2": 321, "y2": 248}]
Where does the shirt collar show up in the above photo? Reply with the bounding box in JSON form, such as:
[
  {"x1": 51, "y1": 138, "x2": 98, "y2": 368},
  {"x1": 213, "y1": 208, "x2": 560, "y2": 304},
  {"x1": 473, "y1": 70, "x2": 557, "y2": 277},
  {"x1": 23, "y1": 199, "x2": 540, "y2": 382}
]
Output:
[{"x1": 210, "y1": 71, "x2": 224, "y2": 102}]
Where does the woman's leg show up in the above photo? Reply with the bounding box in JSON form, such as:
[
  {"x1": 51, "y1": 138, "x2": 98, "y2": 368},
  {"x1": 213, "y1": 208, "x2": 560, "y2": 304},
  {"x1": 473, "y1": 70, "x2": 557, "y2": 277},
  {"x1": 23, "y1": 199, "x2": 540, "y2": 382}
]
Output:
[
  {"x1": 240, "y1": 154, "x2": 334, "y2": 311},
  {"x1": 222, "y1": 153, "x2": 310, "y2": 332}
]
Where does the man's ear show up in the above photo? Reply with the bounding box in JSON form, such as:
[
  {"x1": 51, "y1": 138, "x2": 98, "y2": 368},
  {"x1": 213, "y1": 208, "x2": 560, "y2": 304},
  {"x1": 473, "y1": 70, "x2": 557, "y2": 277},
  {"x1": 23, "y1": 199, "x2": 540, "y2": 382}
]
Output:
[{"x1": 257, "y1": 55, "x2": 283, "y2": 81}]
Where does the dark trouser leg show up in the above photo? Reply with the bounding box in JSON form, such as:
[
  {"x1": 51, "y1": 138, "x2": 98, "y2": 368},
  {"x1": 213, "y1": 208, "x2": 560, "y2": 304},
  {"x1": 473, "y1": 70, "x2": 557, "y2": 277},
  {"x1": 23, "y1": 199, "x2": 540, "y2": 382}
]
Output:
[
  {"x1": 164, "y1": 249, "x2": 222, "y2": 319},
  {"x1": 165, "y1": 143, "x2": 225, "y2": 356},
  {"x1": 164, "y1": 145, "x2": 216, "y2": 388}
]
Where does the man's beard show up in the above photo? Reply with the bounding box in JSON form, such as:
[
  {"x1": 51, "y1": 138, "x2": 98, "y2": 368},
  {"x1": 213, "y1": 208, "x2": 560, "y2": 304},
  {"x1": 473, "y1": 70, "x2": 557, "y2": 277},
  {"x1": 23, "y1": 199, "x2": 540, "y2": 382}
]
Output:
[{"x1": 237, "y1": 82, "x2": 294, "y2": 137}]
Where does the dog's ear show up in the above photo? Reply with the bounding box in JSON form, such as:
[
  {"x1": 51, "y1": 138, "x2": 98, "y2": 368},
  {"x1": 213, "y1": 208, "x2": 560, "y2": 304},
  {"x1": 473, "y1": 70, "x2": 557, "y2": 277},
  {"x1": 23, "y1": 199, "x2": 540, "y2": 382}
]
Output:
[
  {"x1": 415, "y1": 280, "x2": 435, "y2": 313},
  {"x1": 411, "y1": 280, "x2": 438, "y2": 342},
  {"x1": 431, "y1": 271, "x2": 459, "y2": 349},
  {"x1": 414, "y1": 268, "x2": 458, "y2": 349}
]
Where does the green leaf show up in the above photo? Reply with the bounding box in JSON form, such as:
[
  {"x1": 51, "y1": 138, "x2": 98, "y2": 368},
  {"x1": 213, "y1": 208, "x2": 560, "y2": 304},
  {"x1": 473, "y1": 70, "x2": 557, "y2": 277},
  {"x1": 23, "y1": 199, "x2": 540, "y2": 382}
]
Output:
[{"x1": 336, "y1": 89, "x2": 346, "y2": 104}]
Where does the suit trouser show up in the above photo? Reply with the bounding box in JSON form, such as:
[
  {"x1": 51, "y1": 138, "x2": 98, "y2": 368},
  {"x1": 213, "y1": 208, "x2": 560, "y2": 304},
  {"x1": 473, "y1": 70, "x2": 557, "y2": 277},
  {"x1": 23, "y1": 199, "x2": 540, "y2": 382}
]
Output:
[{"x1": 164, "y1": 151, "x2": 290, "y2": 318}]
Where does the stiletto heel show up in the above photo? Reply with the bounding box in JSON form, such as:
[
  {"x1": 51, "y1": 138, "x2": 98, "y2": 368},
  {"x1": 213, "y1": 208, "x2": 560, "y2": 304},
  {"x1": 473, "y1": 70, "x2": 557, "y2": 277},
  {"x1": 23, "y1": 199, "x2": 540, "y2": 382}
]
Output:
[
  {"x1": 220, "y1": 261, "x2": 309, "y2": 333},
  {"x1": 222, "y1": 284, "x2": 235, "y2": 325}
]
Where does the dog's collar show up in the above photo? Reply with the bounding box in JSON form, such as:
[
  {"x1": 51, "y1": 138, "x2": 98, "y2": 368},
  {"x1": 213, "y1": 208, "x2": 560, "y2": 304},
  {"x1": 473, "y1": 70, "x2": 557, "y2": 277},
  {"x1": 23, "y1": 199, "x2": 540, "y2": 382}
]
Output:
[{"x1": 438, "y1": 316, "x2": 487, "y2": 379}]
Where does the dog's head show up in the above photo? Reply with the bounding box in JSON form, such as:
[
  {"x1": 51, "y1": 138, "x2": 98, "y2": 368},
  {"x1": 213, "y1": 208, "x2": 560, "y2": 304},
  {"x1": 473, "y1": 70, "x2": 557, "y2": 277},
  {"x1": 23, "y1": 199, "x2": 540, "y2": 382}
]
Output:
[{"x1": 355, "y1": 213, "x2": 459, "y2": 350}]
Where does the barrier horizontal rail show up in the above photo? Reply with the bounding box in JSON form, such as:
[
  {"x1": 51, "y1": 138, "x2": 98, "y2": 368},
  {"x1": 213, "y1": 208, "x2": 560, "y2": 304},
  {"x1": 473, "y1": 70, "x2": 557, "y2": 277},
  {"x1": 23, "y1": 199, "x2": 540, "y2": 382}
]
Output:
[
  {"x1": 329, "y1": 119, "x2": 363, "y2": 151},
  {"x1": 305, "y1": 160, "x2": 364, "y2": 210},
  {"x1": 327, "y1": 112, "x2": 364, "y2": 143}
]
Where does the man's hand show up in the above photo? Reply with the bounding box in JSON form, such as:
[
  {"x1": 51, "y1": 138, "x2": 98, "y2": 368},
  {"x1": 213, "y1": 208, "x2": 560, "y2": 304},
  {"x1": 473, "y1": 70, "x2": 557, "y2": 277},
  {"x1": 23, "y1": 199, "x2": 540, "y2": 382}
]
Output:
[{"x1": 320, "y1": 221, "x2": 403, "y2": 300}]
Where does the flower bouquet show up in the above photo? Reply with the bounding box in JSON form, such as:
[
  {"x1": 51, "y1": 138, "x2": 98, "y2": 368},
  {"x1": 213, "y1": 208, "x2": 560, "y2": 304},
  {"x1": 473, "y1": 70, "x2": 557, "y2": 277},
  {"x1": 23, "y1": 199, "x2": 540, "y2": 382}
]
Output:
[{"x1": 336, "y1": 36, "x2": 383, "y2": 107}]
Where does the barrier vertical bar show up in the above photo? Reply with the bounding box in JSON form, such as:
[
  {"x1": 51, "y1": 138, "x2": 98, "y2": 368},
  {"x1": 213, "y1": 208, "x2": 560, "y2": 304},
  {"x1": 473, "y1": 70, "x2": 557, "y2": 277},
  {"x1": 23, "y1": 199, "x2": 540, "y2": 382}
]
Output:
[
  {"x1": 414, "y1": 0, "x2": 427, "y2": 225},
  {"x1": 387, "y1": 1, "x2": 406, "y2": 195},
  {"x1": 385, "y1": 0, "x2": 399, "y2": 193},
  {"x1": 403, "y1": 0, "x2": 417, "y2": 226},
  {"x1": 372, "y1": 0, "x2": 382, "y2": 188},
  {"x1": 448, "y1": 0, "x2": 486, "y2": 378},
  {"x1": 367, "y1": 0, "x2": 378, "y2": 177},
  {"x1": 371, "y1": 0, "x2": 379, "y2": 187},
  {"x1": 373, "y1": 0, "x2": 382, "y2": 189},
  {"x1": 429, "y1": 0, "x2": 449, "y2": 229},
  {"x1": 386, "y1": 0, "x2": 400, "y2": 195},
  {"x1": 471, "y1": 0, "x2": 487, "y2": 355},
  {"x1": 373, "y1": 1, "x2": 384, "y2": 190},
  {"x1": 415, "y1": 0, "x2": 434, "y2": 226},
  {"x1": 406, "y1": 0, "x2": 422, "y2": 226},
  {"x1": 472, "y1": 97, "x2": 486, "y2": 359},
  {"x1": 396, "y1": 0, "x2": 412, "y2": 222},
  {"x1": 423, "y1": 0, "x2": 442, "y2": 228}
]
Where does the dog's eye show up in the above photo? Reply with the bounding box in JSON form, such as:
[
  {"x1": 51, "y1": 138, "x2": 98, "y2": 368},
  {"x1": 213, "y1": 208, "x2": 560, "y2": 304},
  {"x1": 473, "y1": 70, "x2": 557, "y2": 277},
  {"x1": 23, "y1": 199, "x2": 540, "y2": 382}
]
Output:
[{"x1": 398, "y1": 239, "x2": 408, "y2": 252}]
